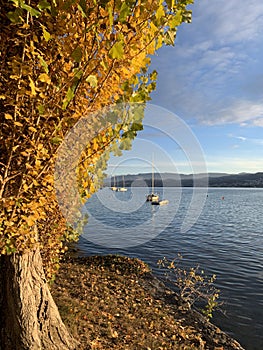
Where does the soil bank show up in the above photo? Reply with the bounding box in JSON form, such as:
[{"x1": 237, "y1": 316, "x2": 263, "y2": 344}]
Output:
[{"x1": 51, "y1": 255, "x2": 245, "y2": 350}]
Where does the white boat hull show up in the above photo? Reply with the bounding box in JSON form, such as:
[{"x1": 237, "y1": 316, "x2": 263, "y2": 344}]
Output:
[
  {"x1": 151, "y1": 199, "x2": 169, "y2": 206},
  {"x1": 118, "y1": 187, "x2": 127, "y2": 192}
]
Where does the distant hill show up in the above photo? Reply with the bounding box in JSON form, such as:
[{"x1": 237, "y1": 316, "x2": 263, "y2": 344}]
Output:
[
  {"x1": 105, "y1": 172, "x2": 263, "y2": 188},
  {"x1": 208, "y1": 172, "x2": 263, "y2": 187}
]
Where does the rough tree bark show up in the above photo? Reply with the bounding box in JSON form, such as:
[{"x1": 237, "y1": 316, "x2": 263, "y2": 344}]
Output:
[{"x1": 0, "y1": 248, "x2": 78, "y2": 350}]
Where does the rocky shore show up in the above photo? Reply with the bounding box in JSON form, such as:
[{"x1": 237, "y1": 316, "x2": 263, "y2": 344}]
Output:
[{"x1": 51, "y1": 255, "x2": 245, "y2": 350}]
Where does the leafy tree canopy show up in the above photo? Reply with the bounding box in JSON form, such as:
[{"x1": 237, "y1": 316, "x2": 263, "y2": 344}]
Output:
[{"x1": 0, "y1": 0, "x2": 193, "y2": 278}]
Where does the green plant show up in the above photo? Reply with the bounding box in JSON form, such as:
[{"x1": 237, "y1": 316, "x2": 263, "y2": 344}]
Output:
[{"x1": 157, "y1": 255, "x2": 220, "y2": 320}]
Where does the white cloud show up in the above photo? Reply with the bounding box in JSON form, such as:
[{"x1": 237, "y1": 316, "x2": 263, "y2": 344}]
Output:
[
  {"x1": 200, "y1": 100, "x2": 263, "y2": 126},
  {"x1": 193, "y1": 0, "x2": 263, "y2": 45},
  {"x1": 230, "y1": 135, "x2": 247, "y2": 142},
  {"x1": 151, "y1": 0, "x2": 263, "y2": 127},
  {"x1": 228, "y1": 134, "x2": 263, "y2": 146},
  {"x1": 252, "y1": 117, "x2": 263, "y2": 127}
]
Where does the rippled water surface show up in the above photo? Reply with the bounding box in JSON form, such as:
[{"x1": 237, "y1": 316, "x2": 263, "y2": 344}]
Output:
[{"x1": 78, "y1": 187, "x2": 263, "y2": 350}]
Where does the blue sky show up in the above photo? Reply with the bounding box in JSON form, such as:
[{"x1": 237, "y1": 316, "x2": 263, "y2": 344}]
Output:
[{"x1": 108, "y1": 0, "x2": 263, "y2": 175}]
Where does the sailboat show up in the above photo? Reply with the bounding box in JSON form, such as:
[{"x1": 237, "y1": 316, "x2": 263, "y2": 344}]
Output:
[
  {"x1": 111, "y1": 175, "x2": 118, "y2": 191},
  {"x1": 146, "y1": 156, "x2": 169, "y2": 206},
  {"x1": 146, "y1": 158, "x2": 159, "y2": 202},
  {"x1": 118, "y1": 175, "x2": 127, "y2": 192}
]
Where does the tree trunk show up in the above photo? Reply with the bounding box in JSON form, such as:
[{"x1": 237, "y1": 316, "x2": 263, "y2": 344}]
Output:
[{"x1": 0, "y1": 248, "x2": 79, "y2": 350}]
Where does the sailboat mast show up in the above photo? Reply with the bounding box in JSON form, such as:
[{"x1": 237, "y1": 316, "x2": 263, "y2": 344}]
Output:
[{"x1": 151, "y1": 155, "x2": 154, "y2": 193}]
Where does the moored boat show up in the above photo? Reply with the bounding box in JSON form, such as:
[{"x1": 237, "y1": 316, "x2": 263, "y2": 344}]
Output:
[
  {"x1": 118, "y1": 175, "x2": 127, "y2": 192},
  {"x1": 146, "y1": 156, "x2": 168, "y2": 206},
  {"x1": 146, "y1": 193, "x2": 159, "y2": 202},
  {"x1": 146, "y1": 157, "x2": 159, "y2": 202},
  {"x1": 111, "y1": 175, "x2": 118, "y2": 191}
]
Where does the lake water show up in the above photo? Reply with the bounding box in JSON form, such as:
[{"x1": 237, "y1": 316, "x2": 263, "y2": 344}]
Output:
[{"x1": 77, "y1": 187, "x2": 263, "y2": 350}]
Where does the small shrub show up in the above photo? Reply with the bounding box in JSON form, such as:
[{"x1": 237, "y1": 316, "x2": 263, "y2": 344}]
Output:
[{"x1": 157, "y1": 255, "x2": 220, "y2": 320}]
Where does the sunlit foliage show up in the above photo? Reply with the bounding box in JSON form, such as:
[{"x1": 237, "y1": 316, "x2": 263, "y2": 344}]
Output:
[{"x1": 0, "y1": 0, "x2": 193, "y2": 277}]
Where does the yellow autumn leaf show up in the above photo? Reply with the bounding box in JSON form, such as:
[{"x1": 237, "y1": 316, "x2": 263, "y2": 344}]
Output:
[
  {"x1": 42, "y1": 26, "x2": 51, "y2": 42},
  {"x1": 83, "y1": 181, "x2": 90, "y2": 188},
  {"x1": 10, "y1": 75, "x2": 20, "y2": 80},
  {"x1": 32, "y1": 179, "x2": 39, "y2": 186},
  {"x1": 21, "y1": 151, "x2": 29, "y2": 157},
  {"x1": 35, "y1": 159, "x2": 41, "y2": 168},
  {"x1": 29, "y1": 126, "x2": 37, "y2": 132},
  {"x1": 148, "y1": 40, "x2": 155, "y2": 55},
  {"x1": 29, "y1": 202, "x2": 39, "y2": 211},
  {"x1": 22, "y1": 216, "x2": 36, "y2": 227},
  {"x1": 92, "y1": 139, "x2": 99, "y2": 151},
  {"x1": 155, "y1": 4, "x2": 165, "y2": 21},
  {"x1": 14, "y1": 121, "x2": 23, "y2": 127},
  {"x1": 28, "y1": 76, "x2": 37, "y2": 96},
  {"x1": 38, "y1": 73, "x2": 51, "y2": 84},
  {"x1": 4, "y1": 113, "x2": 13, "y2": 120}
]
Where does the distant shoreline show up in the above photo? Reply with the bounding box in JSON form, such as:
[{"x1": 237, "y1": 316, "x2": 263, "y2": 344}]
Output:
[
  {"x1": 105, "y1": 172, "x2": 263, "y2": 188},
  {"x1": 105, "y1": 184, "x2": 263, "y2": 188}
]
